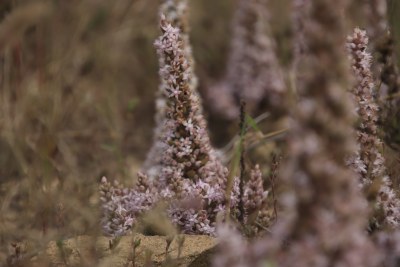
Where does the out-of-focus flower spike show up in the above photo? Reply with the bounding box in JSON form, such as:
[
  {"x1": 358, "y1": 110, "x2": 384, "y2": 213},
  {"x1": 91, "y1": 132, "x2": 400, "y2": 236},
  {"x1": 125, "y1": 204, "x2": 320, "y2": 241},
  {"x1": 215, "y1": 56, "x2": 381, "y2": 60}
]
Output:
[{"x1": 347, "y1": 28, "x2": 400, "y2": 229}]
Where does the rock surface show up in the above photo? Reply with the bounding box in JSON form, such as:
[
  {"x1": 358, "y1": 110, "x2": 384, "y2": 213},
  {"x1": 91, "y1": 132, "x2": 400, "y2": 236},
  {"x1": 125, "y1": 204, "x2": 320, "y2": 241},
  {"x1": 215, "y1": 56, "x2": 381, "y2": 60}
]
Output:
[{"x1": 34, "y1": 234, "x2": 216, "y2": 267}]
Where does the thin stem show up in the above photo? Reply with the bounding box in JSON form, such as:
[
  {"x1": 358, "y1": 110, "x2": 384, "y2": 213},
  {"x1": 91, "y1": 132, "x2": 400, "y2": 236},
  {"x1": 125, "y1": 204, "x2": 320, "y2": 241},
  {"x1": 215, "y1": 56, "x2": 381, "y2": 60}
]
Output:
[{"x1": 238, "y1": 100, "x2": 246, "y2": 224}]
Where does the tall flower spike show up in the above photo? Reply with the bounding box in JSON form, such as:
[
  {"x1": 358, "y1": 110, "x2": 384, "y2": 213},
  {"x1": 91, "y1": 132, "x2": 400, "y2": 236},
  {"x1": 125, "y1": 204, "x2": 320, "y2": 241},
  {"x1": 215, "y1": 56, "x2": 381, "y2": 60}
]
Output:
[
  {"x1": 208, "y1": 0, "x2": 285, "y2": 118},
  {"x1": 154, "y1": 16, "x2": 241, "y2": 234},
  {"x1": 155, "y1": 16, "x2": 215, "y2": 184},
  {"x1": 159, "y1": 0, "x2": 198, "y2": 92},
  {"x1": 100, "y1": 12, "x2": 268, "y2": 238},
  {"x1": 261, "y1": 1, "x2": 380, "y2": 266},
  {"x1": 347, "y1": 28, "x2": 400, "y2": 228},
  {"x1": 143, "y1": 0, "x2": 199, "y2": 178}
]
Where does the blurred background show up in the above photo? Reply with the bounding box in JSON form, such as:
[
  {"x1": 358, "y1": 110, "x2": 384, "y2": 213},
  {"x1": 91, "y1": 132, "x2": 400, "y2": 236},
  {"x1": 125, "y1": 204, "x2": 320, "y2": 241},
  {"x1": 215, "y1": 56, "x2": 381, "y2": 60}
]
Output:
[{"x1": 0, "y1": 0, "x2": 400, "y2": 265}]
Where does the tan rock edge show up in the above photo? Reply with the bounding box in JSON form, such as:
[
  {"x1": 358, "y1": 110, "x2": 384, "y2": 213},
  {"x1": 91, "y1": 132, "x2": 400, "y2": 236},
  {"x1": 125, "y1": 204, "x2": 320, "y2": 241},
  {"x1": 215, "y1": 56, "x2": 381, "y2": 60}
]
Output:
[{"x1": 32, "y1": 234, "x2": 216, "y2": 267}]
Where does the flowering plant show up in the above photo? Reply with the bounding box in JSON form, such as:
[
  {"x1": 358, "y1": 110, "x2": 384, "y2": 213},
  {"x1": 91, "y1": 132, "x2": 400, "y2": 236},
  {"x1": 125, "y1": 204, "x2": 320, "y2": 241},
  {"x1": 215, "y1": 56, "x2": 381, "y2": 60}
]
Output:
[{"x1": 100, "y1": 16, "x2": 268, "y2": 237}]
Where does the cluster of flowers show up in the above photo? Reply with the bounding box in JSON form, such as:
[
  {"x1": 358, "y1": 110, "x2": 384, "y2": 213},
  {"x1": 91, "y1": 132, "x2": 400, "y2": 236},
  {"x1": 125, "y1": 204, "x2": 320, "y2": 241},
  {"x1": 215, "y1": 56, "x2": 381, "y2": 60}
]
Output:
[
  {"x1": 100, "y1": 15, "x2": 268, "y2": 237},
  {"x1": 142, "y1": 0, "x2": 195, "y2": 179},
  {"x1": 347, "y1": 28, "x2": 400, "y2": 228}
]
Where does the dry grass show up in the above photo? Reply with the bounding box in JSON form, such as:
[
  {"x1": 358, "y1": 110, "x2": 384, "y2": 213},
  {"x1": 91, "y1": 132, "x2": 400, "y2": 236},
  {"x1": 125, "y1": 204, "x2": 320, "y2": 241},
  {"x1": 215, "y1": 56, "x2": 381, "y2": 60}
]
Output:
[{"x1": 1, "y1": 0, "x2": 400, "y2": 266}]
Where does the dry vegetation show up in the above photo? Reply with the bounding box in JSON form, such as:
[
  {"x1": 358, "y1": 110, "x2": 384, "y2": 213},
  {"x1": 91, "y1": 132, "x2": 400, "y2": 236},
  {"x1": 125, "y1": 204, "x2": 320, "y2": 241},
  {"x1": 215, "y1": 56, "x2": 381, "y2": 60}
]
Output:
[{"x1": 1, "y1": 0, "x2": 400, "y2": 266}]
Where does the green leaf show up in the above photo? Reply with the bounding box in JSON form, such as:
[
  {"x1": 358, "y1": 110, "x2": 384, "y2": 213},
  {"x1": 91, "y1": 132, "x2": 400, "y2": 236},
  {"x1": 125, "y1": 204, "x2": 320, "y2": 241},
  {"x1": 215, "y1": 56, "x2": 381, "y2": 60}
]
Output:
[
  {"x1": 245, "y1": 114, "x2": 261, "y2": 132},
  {"x1": 133, "y1": 238, "x2": 141, "y2": 248}
]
